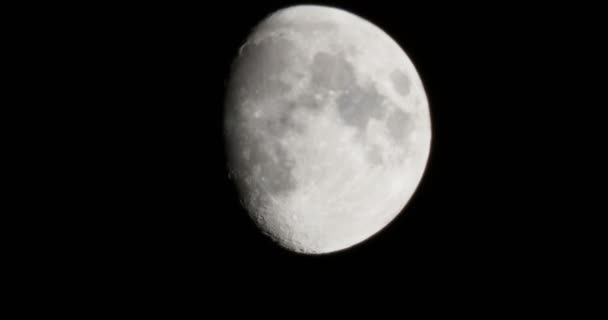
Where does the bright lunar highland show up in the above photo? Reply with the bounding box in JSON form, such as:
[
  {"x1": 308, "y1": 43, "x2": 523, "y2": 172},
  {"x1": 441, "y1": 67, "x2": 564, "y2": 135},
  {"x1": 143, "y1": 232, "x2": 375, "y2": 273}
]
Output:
[{"x1": 224, "y1": 5, "x2": 431, "y2": 254}]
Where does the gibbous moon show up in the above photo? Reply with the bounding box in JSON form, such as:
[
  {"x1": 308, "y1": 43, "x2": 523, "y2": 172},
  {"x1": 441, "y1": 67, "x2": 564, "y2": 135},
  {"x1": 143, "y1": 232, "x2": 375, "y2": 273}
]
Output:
[{"x1": 224, "y1": 5, "x2": 431, "y2": 254}]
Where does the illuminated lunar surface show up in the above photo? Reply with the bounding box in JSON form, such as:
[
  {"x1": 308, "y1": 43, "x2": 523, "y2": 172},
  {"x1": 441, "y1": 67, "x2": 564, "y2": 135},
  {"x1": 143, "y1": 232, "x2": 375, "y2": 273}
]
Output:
[{"x1": 224, "y1": 5, "x2": 431, "y2": 254}]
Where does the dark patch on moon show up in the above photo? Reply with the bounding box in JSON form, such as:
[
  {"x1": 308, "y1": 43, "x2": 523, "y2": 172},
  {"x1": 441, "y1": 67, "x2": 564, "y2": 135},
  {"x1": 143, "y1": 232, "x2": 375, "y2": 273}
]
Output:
[
  {"x1": 390, "y1": 69, "x2": 411, "y2": 96},
  {"x1": 310, "y1": 52, "x2": 357, "y2": 91},
  {"x1": 296, "y1": 91, "x2": 324, "y2": 111},
  {"x1": 309, "y1": 51, "x2": 389, "y2": 131},
  {"x1": 366, "y1": 143, "x2": 384, "y2": 166},
  {"x1": 336, "y1": 85, "x2": 387, "y2": 130},
  {"x1": 386, "y1": 108, "x2": 414, "y2": 145}
]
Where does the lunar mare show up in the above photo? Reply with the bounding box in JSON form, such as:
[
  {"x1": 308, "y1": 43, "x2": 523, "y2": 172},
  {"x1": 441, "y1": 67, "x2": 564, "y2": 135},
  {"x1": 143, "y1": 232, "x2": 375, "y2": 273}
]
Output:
[{"x1": 224, "y1": 5, "x2": 431, "y2": 254}]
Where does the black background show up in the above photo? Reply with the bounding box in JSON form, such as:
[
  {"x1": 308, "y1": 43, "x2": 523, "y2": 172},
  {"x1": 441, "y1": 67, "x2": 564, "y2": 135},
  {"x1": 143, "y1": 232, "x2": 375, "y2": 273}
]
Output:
[{"x1": 24, "y1": 0, "x2": 598, "y2": 302}]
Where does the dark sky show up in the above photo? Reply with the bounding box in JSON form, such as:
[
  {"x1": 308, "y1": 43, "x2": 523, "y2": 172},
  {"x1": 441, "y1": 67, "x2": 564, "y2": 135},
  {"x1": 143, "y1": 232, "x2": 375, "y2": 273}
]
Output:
[{"x1": 36, "y1": 0, "x2": 597, "y2": 300}]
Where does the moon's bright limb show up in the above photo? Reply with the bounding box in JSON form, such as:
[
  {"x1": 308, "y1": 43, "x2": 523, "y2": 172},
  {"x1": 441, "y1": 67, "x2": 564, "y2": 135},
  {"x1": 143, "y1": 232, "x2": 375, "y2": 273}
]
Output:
[{"x1": 224, "y1": 5, "x2": 432, "y2": 254}]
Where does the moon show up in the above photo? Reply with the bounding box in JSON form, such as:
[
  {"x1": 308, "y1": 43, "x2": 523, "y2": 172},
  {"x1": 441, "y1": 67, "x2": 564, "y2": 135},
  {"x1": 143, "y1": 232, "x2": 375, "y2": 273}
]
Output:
[{"x1": 224, "y1": 5, "x2": 431, "y2": 254}]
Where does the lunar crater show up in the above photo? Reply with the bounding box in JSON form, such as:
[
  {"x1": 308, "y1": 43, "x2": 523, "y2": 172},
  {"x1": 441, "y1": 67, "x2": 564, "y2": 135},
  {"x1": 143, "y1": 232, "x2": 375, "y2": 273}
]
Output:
[{"x1": 390, "y1": 69, "x2": 412, "y2": 96}]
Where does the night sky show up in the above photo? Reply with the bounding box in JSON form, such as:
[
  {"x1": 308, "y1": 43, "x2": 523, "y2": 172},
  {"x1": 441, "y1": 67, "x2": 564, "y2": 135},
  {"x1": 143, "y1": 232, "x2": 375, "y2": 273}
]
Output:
[{"x1": 37, "y1": 0, "x2": 595, "y2": 301}]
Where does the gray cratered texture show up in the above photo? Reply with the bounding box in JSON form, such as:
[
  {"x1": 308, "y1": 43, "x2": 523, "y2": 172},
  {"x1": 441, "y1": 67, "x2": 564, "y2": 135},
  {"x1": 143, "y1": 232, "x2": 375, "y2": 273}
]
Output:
[{"x1": 224, "y1": 5, "x2": 431, "y2": 254}]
